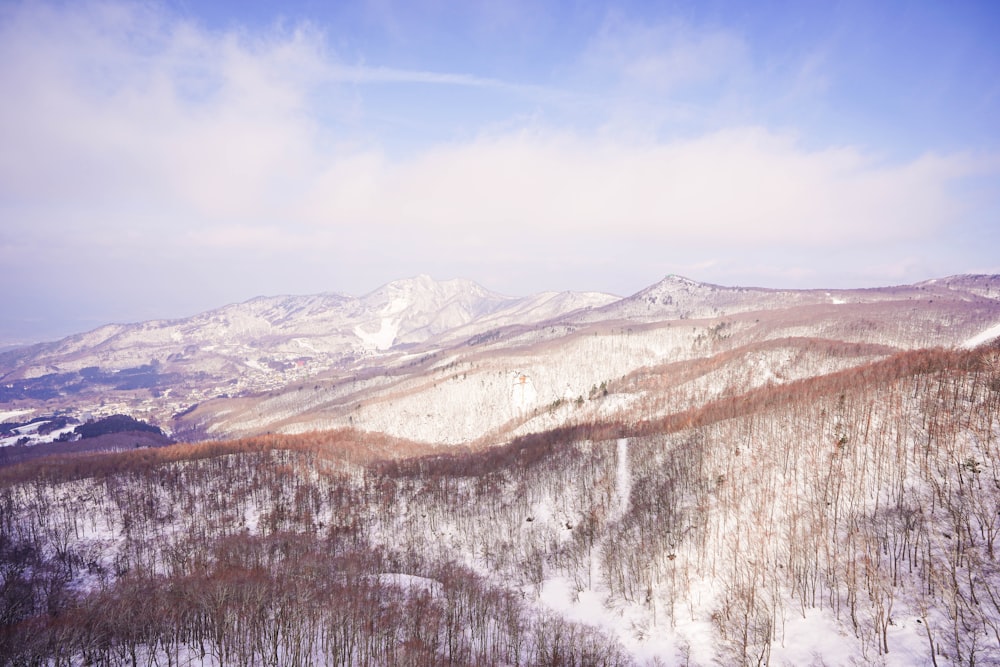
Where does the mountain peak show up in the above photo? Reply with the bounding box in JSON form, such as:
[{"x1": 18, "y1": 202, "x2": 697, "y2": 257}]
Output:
[
  {"x1": 352, "y1": 275, "x2": 518, "y2": 350},
  {"x1": 367, "y1": 274, "x2": 488, "y2": 297},
  {"x1": 633, "y1": 274, "x2": 715, "y2": 297},
  {"x1": 393, "y1": 273, "x2": 437, "y2": 289},
  {"x1": 661, "y1": 274, "x2": 701, "y2": 285}
]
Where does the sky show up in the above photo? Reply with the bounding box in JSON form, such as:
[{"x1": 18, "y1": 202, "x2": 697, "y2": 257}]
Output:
[{"x1": 1, "y1": 0, "x2": 999, "y2": 345}]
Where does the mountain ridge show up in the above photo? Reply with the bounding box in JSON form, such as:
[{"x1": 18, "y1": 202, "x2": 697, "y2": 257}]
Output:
[{"x1": 2, "y1": 273, "x2": 1000, "y2": 445}]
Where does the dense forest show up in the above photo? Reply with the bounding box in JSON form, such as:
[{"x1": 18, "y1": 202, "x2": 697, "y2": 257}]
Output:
[{"x1": 2, "y1": 343, "x2": 999, "y2": 665}]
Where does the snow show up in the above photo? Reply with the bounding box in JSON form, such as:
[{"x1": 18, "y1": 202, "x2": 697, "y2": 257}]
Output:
[
  {"x1": 533, "y1": 572, "x2": 703, "y2": 664},
  {"x1": 768, "y1": 607, "x2": 932, "y2": 667},
  {"x1": 768, "y1": 608, "x2": 856, "y2": 666},
  {"x1": 509, "y1": 371, "x2": 538, "y2": 412},
  {"x1": 615, "y1": 438, "x2": 631, "y2": 518},
  {"x1": 0, "y1": 408, "x2": 34, "y2": 422},
  {"x1": 354, "y1": 317, "x2": 400, "y2": 350},
  {"x1": 962, "y1": 321, "x2": 1000, "y2": 348},
  {"x1": 292, "y1": 337, "x2": 318, "y2": 352},
  {"x1": 0, "y1": 418, "x2": 77, "y2": 448},
  {"x1": 373, "y1": 573, "x2": 444, "y2": 597},
  {"x1": 242, "y1": 358, "x2": 269, "y2": 373},
  {"x1": 535, "y1": 577, "x2": 675, "y2": 655}
]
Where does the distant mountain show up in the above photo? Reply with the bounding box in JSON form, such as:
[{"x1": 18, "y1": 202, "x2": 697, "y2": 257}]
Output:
[
  {"x1": 577, "y1": 274, "x2": 805, "y2": 321},
  {"x1": 0, "y1": 275, "x2": 618, "y2": 430},
  {"x1": 354, "y1": 275, "x2": 518, "y2": 349},
  {"x1": 574, "y1": 273, "x2": 1000, "y2": 323},
  {"x1": 3, "y1": 275, "x2": 511, "y2": 372},
  {"x1": 429, "y1": 290, "x2": 620, "y2": 346},
  {"x1": 2, "y1": 273, "x2": 999, "y2": 445},
  {"x1": 0, "y1": 276, "x2": 520, "y2": 380}
]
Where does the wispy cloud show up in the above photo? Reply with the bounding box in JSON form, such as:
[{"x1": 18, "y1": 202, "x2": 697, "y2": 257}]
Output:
[
  {"x1": 582, "y1": 14, "x2": 749, "y2": 94},
  {"x1": 327, "y1": 64, "x2": 503, "y2": 87}
]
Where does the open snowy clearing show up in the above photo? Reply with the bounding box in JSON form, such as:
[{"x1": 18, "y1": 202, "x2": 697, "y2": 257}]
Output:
[{"x1": 962, "y1": 320, "x2": 1000, "y2": 348}]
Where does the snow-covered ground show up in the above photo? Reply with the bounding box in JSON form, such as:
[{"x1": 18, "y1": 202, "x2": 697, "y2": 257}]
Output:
[
  {"x1": 6, "y1": 356, "x2": 1000, "y2": 665},
  {"x1": 0, "y1": 416, "x2": 77, "y2": 448},
  {"x1": 0, "y1": 408, "x2": 34, "y2": 422},
  {"x1": 962, "y1": 320, "x2": 1000, "y2": 348}
]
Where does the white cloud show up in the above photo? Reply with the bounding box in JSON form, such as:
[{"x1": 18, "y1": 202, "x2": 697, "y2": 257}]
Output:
[
  {"x1": 0, "y1": 0, "x2": 994, "y2": 304},
  {"x1": 0, "y1": 1, "x2": 321, "y2": 226},
  {"x1": 298, "y1": 128, "x2": 980, "y2": 251}
]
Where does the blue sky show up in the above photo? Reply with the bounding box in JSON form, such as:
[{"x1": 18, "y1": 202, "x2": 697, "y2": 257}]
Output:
[{"x1": 1, "y1": 0, "x2": 999, "y2": 344}]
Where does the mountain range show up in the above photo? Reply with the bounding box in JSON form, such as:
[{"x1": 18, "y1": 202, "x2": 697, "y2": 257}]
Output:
[{"x1": 2, "y1": 273, "x2": 1000, "y2": 446}]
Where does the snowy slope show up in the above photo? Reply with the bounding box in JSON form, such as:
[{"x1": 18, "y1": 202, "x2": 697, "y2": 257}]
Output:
[
  {"x1": 181, "y1": 281, "x2": 1000, "y2": 444},
  {"x1": 0, "y1": 276, "x2": 622, "y2": 430},
  {"x1": 963, "y1": 321, "x2": 1000, "y2": 348},
  {"x1": 3, "y1": 273, "x2": 999, "y2": 441},
  {"x1": 431, "y1": 290, "x2": 620, "y2": 345},
  {"x1": 356, "y1": 274, "x2": 519, "y2": 348}
]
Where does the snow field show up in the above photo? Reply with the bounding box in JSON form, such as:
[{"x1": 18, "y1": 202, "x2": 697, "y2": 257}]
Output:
[{"x1": 962, "y1": 320, "x2": 1000, "y2": 349}]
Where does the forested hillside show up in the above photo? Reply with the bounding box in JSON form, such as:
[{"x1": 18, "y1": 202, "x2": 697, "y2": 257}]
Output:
[{"x1": 2, "y1": 342, "x2": 999, "y2": 665}]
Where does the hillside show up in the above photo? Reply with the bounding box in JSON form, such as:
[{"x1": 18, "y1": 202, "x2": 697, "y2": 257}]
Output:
[
  {"x1": 176, "y1": 274, "x2": 1000, "y2": 445},
  {"x1": 1, "y1": 342, "x2": 999, "y2": 665},
  {"x1": 0, "y1": 275, "x2": 617, "y2": 435},
  {"x1": 5, "y1": 274, "x2": 999, "y2": 451}
]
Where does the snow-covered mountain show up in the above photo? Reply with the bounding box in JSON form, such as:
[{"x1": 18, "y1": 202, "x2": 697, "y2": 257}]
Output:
[
  {"x1": 3, "y1": 274, "x2": 1000, "y2": 444},
  {"x1": 2, "y1": 275, "x2": 519, "y2": 377},
  {"x1": 0, "y1": 275, "x2": 617, "y2": 426},
  {"x1": 354, "y1": 274, "x2": 519, "y2": 349}
]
